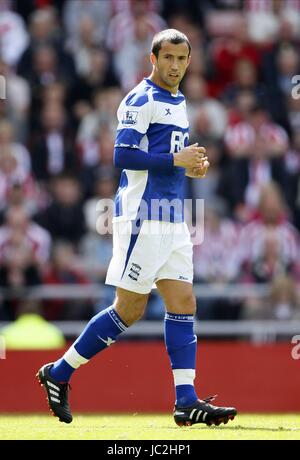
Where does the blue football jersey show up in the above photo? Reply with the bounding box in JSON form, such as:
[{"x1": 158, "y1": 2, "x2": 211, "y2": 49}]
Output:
[{"x1": 114, "y1": 78, "x2": 189, "y2": 223}]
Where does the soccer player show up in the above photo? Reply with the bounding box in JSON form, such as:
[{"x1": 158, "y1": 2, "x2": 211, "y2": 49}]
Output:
[{"x1": 37, "y1": 29, "x2": 237, "y2": 427}]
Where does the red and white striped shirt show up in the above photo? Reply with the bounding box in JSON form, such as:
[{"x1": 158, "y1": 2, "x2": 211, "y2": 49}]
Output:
[
  {"x1": 225, "y1": 121, "x2": 289, "y2": 156},
  {"x1": 245, "y1": 0, "x2": 300, "y2": 13},
  {"x1": 193, "y1": 218, "x2": 242, "y2": 281},
  {"x1": 0, "y1": 222, "x2": 51, "y2": 265}
]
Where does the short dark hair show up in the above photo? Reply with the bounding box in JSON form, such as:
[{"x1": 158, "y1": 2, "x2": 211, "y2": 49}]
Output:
[{"x1": 151, "y1": 29, "x2": 191, "y2": 58}]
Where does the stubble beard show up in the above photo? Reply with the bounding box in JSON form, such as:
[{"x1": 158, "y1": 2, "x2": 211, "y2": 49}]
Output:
[{"x1": 161, "y1": 72, "x2": 181, "y2": 91}]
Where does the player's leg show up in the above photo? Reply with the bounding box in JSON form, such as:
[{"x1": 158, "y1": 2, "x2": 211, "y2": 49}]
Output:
[
  {"x1": 37, "y1": 288, "x2": 148, "y2": 423},
  {"x1": 155, "y1": 220, "x2": 237, "y2": 426},
  {"x1": 156, "y1": 279, "x2": 198, "y2": 407},
  {"x1": 37, "y1": 219, "x2": 159, "y2": 423},
  {"x1": 50, "y1": 287, "x2": 148, "y2": 381},
  {"x1": 157, "y1": 278, "x2": 237, "y2": 426}
]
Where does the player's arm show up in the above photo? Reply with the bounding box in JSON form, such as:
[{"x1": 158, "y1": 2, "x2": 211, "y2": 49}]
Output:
[
  {"x1": 114, "y1": 96, "x2": 175, "y2": 173},
  {"x1": 114, "y1": 95, "x2": 205, "y2": 173},
  {"x1": 114, "y1": 143, "x2": 207, "y2": 173},
  {"x1": 114, "y1": 146, "x2": 174, "y2": 173}
]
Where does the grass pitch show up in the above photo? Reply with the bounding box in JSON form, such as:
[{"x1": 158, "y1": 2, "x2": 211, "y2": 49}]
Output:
[{"x1": 0, "y1": 414, "x2": 299, "y2": 440}]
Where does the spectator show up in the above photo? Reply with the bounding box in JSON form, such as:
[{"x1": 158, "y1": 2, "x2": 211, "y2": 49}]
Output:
[
  {"x1": 221, "y1": 105, "x2": 289, "y2": 219},
  {"x1": 0, "y1": 59, "x2": 30, "y2": 142},
  {"x1": 239, "y1": 182, "x2": 300, "y2": 283},
  {"x1": 184, "y1": 74, "x2": 227, "y2": 141},
  {"x1": 0, "y1": 204, "x2": 51, "y2": 320},
  {"x1": 17, "y1": 7, "x2": 69, "y2": 79},
  {"x1": 106, "y1": 0, "x2": 165, "y2": 55},
  {"x1": 27, "y1": 44, "x2": 75, "y2": 130},
  {"x1": 63, "y1": 0, "x2": 112, "y2": 48},
  {"x1": 111, "y1": 11, "x2": 161, "y2": 91},
  {"x1": 246, "y1": 0, "x2": 300, "y2": 45},
  {"x1": 0, "y1": 119, "x2": 31, "y2": 174},
  {"x1": 83, "y1": 171, "x2": 117, "y2": 234},
  {"x1": 208, "y1": 14, "x2": 260, "y2": 97},
  {"x1": 221, "y1": 58, "x2": 267, "y2": 109},
  {"x1": 78, "y1": 121, "x2": 118, "y2": 197},
  {"x1": 43, "y1": 241, "x2": 92, "y2": 320},
  {"x1": 194, "y1": 199, "x2": 241, "y2": 284},
  {"x1": 0, "y1": 142, "x2": 40, "y2": 214},
  {"x1": 0, "y1": 205, "x2": 51, "y2": 267},
  {"x1": 285, "y1": 131, "x2": 300, "y2": 231},
  {"x1": 191, "y1": 140, "x2": 224, "y2": 203},
  {"x1": 30, "y1": 103, "x2": 77, "y2": 183},
  {"x1": 287, "y1": 93, "x2": 300, "y2": 136},
  {"x1": 0, "y1": 7, "x2": 29, "y2": 66},
  {"x1": 242, "y1": 274, "x2": 300, "y2": 320},
  {"x1": 80, "y1": 176, "x2": 115, "y2": 311},
  {"x1": 36, "y1": 174, "x2": 86, "y2": 245},
  {"x1": 0, "y1": 300, "x2": 66, "y2": 349},
  {"x1": 77, "y1": 87, "x2": 123, "y2": 145},
  {"x1": 268, "y1": 274, "x2": 300, "y2": 319},
  {"x1": 226, "y1": 89, "x2": 258, "y2": 126},
  {"x1": 67, "y1": 16, "x2": 101, "y2": 78},
  {"x1": 260, "y1": 33, "x2": 300, "y2": 130},
  {"x1": 71, "y1": 47, "x2": 120, "y2": 108},
  {"x1": 225, "y1": 105, "x2": 289, "y2": 159},
  {"x1": 193, "y1": 198, "x2": 242, "y2": 320}
]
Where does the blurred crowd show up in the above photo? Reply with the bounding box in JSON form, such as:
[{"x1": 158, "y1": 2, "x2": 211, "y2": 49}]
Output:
[{"x1": 1, "y1": 0, "x2": 300, "y2": 324}]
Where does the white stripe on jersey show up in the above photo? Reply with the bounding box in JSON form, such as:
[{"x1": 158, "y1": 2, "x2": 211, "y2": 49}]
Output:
[
  {"x1": 113, "y1": 169, "x2": 149, "y2": 222},
  {"x1": 151, "y1": 100, "x2": 189, "y2": 129}
]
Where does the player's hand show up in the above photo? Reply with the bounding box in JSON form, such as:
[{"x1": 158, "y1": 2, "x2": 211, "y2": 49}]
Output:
[
  {"x1": 173, "y1": 143, "x2": 206, "y2": 169},
  {"x1": 185, "y1": 157, "x2": 210, "y2": 178}
]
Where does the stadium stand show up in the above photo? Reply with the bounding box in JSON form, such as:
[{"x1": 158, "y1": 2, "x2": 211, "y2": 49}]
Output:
[{"x1": 1, "y1": 0, "x2": 300, "y2": 329}]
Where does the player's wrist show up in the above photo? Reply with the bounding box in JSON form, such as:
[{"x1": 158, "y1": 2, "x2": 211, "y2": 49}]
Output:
[{"x1": 173, "y1": 152, "x2": 183, "y2": 167}]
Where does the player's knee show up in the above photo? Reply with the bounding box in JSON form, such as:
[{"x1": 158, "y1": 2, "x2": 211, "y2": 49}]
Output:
[
  {"x1": 114, "y1": 292, "x2": 148, "y2": 325},
  {"x1": 131, "y1": 302, "x2": 147, "y2": 321},
  {"x1": 184, "y1": 294, "x2": 197, "y2": 315},
  {"x1": 171, "y1": 293, "x2": 196, "y2": 315},
  {"x1": 117, "y1": 302, "x2": 146, "y2": 325}
]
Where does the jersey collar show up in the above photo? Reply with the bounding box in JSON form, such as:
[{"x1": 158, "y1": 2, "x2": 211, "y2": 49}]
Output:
[{"x1": 144, "y1": 78, "x2": 180, "y2": 97}]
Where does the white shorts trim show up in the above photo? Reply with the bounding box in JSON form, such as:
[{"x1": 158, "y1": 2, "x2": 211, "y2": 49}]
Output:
[{"x1": 106, "y1": 278, "x2": 151, "y2": 294}]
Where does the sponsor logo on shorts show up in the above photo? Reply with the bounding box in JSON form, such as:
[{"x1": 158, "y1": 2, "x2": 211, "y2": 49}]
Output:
[{"x1": 128, "y1": 262, "x2": 141, "y2": 281}]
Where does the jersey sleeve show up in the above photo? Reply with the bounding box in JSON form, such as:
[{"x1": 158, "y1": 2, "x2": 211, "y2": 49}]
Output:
[{"x1": 114, "y1": 92, "x2": 152, "y2": 150}]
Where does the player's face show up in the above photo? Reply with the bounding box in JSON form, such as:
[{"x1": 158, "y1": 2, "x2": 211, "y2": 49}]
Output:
[{"x1": 150, "y1": 41, "x2": 191, "y2": 93}]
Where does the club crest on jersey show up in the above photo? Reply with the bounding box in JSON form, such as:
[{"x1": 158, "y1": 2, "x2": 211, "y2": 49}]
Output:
[
  {"x1": 128, "y1": 262, "x2": 141, "y2": 281},
  {"x1": 122, "y1": 110, "x2": 138, "y2": 126}
]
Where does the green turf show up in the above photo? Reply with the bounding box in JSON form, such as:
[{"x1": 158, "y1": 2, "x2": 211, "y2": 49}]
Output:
[{"x1": 0, "y1": 414, "x2": 299, "y2": 440}]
